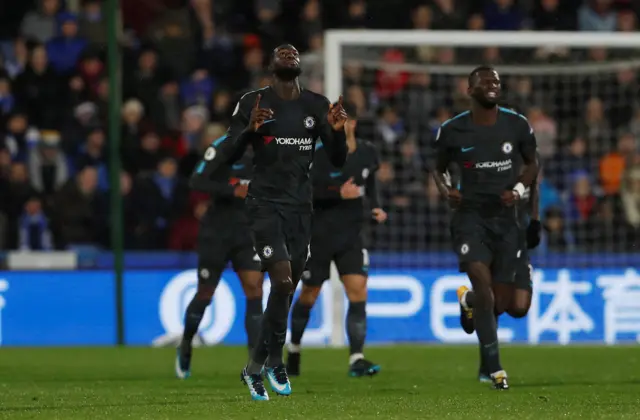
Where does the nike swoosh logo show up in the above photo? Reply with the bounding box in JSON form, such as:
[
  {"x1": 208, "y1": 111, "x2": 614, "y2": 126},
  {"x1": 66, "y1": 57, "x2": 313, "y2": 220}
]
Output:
[
  {"x1": 330, "y1": 172, "x2": 342, "y2": 178},
  {"x1": 268, "y1": 373, "x2": 289, "y2": 393},
  {"x1": 461, "y1": 147, "x2": 474, "y2": 152},
  {"x1": 232, "y1": 164, "x2": 245, "y2": 170}
]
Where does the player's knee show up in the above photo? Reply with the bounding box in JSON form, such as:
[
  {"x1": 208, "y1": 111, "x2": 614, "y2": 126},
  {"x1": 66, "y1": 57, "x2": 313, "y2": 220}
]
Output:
[
  {"x1": 507, "y1": 306, "x2": 528, "y2": 318},
  {"x1": 508, "y1": 291, "x2": 531, "y2": 318},
  {"x1": 195, "y1": 284, "x2": 216, "y2": 302},
  {"x1": 267, "y1": 260, "x2": 294, "y2": 294},
  {"x1": 343, "y1": 275, "x2": 367, "y2": 302},
  {"x1": 299, "y1": 285, "x2": 321, "y2": 306}
]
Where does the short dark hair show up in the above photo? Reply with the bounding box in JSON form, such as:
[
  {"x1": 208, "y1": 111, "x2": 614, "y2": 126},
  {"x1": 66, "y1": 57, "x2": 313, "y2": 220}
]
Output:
[
  {"x1": 272, "y1": 44, "x2": 297, "y2": 60},
  {"x1": 333, "y1": 100, "x2": 357, "y2": 119},
  {"x1": 468, "y1": 65, "x2": 495, "y2": 86}
]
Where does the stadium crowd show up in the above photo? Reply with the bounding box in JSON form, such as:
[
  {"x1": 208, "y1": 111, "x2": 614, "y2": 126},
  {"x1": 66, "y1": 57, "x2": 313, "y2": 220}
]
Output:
[{"x1": 0, "y1": 0, "x2": 639, "y2": 253}]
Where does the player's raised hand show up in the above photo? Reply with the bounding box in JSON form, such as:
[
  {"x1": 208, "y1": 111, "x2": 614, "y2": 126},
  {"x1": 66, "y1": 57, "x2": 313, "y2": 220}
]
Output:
[
  {"x1": 340, "y1": 177, "x2": 360, "y2": 199},
  {"x1": 327, "y1": 96, "x2": 348, "y2": 131},
  {"x1": 447, "y1": 188, "x2": 462, "y2": 208},
  {"x1": 501, "y1": 190, "x2": 519, "y2": 206},
  {"x1": 247, "y1": 94, "x2": 274, "y2": 132},
  {"x1": 372, "y1": 208, "x2": 387, "y2": 223}
]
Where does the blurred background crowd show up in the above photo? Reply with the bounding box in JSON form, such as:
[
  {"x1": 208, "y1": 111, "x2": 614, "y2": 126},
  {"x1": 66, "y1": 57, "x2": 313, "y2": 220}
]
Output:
[{"x1": 0, "y1": 0, "x2": 639, "y2": 254}]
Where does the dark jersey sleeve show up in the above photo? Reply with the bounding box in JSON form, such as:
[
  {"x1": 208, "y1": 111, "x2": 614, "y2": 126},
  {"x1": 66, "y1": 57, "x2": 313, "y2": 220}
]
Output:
[
  {"x1": 434, "y1": 125, "x2": 455, "y2": 173},
  {"x1": 365, "y1": 144, "x2": 381, "y2": 208},
  {"x1": 316, "y1": 98, "x2": 347, "y2": 168},
  {"x1": 517, "y1": 117, "x2": 538, "y2": 165},
  {"x1": 189, "y1": 93, "x2": 257, "y2": 190},
  {"x1": 198, "y1": 165, "x2": 235, "y2": 197}
]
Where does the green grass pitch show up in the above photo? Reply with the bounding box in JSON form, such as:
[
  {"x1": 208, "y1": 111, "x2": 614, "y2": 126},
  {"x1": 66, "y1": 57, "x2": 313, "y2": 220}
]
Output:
[{"x1": 0, "y1": 346, "x2": 638, "y2": 419}]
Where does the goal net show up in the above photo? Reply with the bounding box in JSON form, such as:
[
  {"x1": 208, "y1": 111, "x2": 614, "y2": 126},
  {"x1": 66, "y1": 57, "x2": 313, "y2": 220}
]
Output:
[{"x1": 320, "y1": 30, "x2": 640, "y2": 267}]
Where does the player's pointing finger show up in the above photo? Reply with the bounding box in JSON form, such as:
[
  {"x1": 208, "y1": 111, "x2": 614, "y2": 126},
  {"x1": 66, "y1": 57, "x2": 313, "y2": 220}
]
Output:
[
  {"x1": 338, "y1": 95, "x2": 343, "y2": 106},
  {"x1": 254, "y1": 94, "x2": 261, "y2": 109}
]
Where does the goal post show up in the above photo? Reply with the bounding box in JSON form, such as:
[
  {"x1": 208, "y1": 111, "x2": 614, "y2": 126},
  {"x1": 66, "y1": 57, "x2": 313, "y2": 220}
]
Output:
[
  {"x1": 324, "y1": 30, "x2": 640, "y2": 102},
  {"x1": 322, "y1": 30, "x2": 640, "y2": 347}
]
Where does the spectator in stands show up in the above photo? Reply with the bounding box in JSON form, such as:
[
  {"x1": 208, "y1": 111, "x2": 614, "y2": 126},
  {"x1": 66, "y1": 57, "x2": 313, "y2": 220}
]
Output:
[
  {"x1": 133, "y1": 156, "x2": 188, "y2": 249},
  {"x1": 28, "y1": 131, "x2": 69, "y2": 198},
  {"x1": 150, "y1": 11, "x2": 195, "y2": 80},
  {"x1": 620, "y1": 165, "x2": 640, "y2": 232},
  {"x1": 170, "y1": 105, "x2": 208, "y2": 158},
  {"x1": 0, "y1": 77, "x2": 15, "y2": 118},
  {"x1": 375, "y1": 49, "x2": 409, "y2": 100},
  {"x1": 4, "y1": 112, "x2": 39, "y2": 161},
  {"x1": 1, "y1": 162, "x2": 35, "y2": 248},
  {"x1": 126, "y1": 130, "x2": 162, "y2": 176},
  {"x1": 600, "y1": 132, "x2": 637, "y2": 195},
  {"x1": 209, "y1": 90, "x2": 232, "y2": 125},
  {"x1": 581, "y1": 97, "x2": 613, "y2": 151},
  {"x1": 20, "y1": 0, "x2": 60, "y2": 43},
  {"x1": 149, "y1": 81, "x2": 182, "y2": 134},
  {"x1": 53, "y1": 165, "x2": 103, "y2": 249},
  {"x1": 580, "y1": 196, "x2": 633, "y2": 252},
  {"x1": 18, "y1": 196, "x2": 53, "y2": 251},
  {"x1": 547, "y1": 136, "x2": 595, "y2": 191},
  {"x1": 533, "y1": 0, "x2": 577, "y2": 31},
  {"x1": 483, "y1": 0, "x2": 524, "y2": 31},
  {"x1": 578, "y1": 0, "x2": 617, "y2": 32},
  {"x1": 78, "y1": 53, "x2": 105, "y2": 100},
  {"x1": 168, "y1": 195, "x2": 209, "y2": 250},
  {"x1": 13, "y1": 45, "x2": 61, "y2": 129},
  {"x1": 538, "y1": 171, "x2": 563, "y2": 215},
  {"x1": 120, "y1": 98, "x2": 146, "y2": 161},
  {"x1": 78, "y1": 0, "x2": 107, "y2": 46},
  {"x1": 180, "y1": 68, "x2": 215, "y2": 108},
  {"x1": 617, "y1": 9, "x2": 637, "y2": 31},
  {"x1": 75, "y1": 127, "x2": 107, "y2": 189},
  {"x1": 567, "y1": 170, "x2": 598, "y2": 224},
  {"x1": 541, "y1": 207, "x2": 573, "y2": 253},
  {"x1": 46, "y1": 13, "x2": 88, "y2": 75},
  {"x1": 629, "y1": 108, "x2": 640, "y2": 139},
  {"x1": 609, "y1": 68, "x2": 638, "y2": 128},
  {"x1": 343, "y1": 0, "x2": 368, "y2": 28},
  {"x1": 526, "y1": 106, "x2": 558, "y2": 159},
  {"x1": 375, "y1": 104, "x2": 405, "y2": 149},
  {"x1": 3, "y1": 37, "x2": 29, "y2": 79},
  {"x1": 431, "y1": 0, "x2": 465, "y2": 30}
]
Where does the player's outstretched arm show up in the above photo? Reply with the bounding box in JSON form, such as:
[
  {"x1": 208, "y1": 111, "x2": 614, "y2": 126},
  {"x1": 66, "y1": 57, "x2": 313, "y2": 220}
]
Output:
[
  {"x1": 432, "y1": 126, "x2": 462, "y2": 207},
  {"x1": 318, "y1": 96, "x2": 348, "y2": 168},
  {"x1": 514, "y1": 122, "x2": 540, "y2": 195},
  {"x1": 190, "y1": 93, "x2": 264, "y2": 189}
]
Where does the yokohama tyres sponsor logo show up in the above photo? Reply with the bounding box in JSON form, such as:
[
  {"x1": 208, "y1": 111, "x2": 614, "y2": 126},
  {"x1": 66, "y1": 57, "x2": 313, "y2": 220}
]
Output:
[
  {"x1": 275, "y1": 137, "x2": 314, "y2": 150},
  {"x1": 475, "y1": 159, "x2": 512, "y2": 171}
]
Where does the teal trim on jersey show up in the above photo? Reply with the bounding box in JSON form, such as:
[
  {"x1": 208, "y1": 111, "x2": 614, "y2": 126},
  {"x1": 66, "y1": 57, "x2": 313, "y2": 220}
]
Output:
[
  {"x1": 330, "y1": 171, "x2": 342, "y2": 178},
  {"x1": 441, "y1": 110, "x2": 470, "y2": 127},
  {"x1": 232, "y1": 163, "x2": 245, "y2": 170},
  {"x1": 498, "y1": 107, "x2": 528, "y2": 121},
  {"x1": 315, "y1": 141, "x2": 323, "y2": 150},
  {"x1": 262, "y1": 119, "x2": 275, "y2": 124},
  {"x1": 195, "y1": 161, "x2": 206, "y2": 174},
  {"x1": 212, "y1": 135, "x2": 228, "y2": 146}
]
